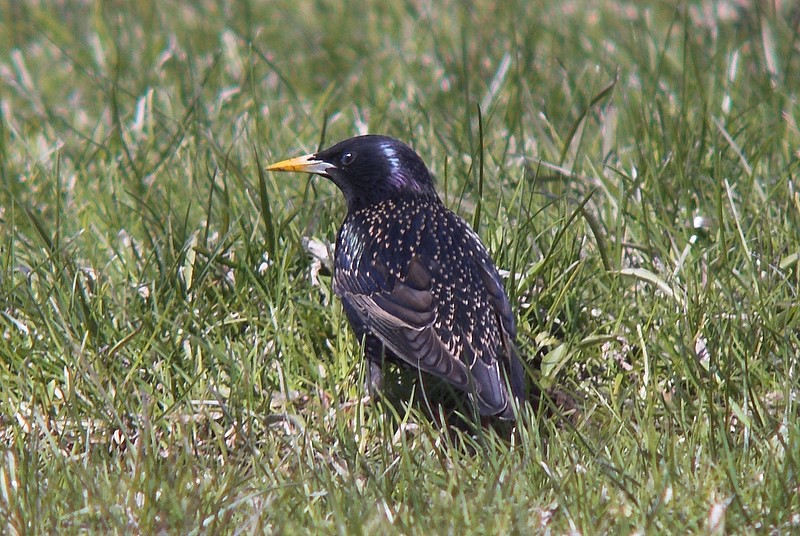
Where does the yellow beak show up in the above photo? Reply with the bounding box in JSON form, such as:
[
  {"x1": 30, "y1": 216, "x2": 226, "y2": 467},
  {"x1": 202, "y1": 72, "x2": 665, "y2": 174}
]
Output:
[{"x1": 265, "y1": 153, "x2": 335, "y2": 175}]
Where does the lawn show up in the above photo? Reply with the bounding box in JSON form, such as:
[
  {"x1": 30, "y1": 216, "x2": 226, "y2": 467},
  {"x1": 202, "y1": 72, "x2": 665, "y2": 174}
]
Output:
[{"x1": 1, "y1": 0, "x2": 798, "y2": 533}]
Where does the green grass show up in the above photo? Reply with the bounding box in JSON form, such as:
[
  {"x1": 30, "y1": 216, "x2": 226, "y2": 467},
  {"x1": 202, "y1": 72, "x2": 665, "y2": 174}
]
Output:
[{"x1": 1, "y1": 0, "x2": 798, "y2": 533}]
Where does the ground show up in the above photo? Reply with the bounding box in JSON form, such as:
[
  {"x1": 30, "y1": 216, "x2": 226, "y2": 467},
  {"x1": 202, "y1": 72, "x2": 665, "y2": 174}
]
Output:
[{"x1": 0, "y1": 0, "x2": 798, "y2": 533}]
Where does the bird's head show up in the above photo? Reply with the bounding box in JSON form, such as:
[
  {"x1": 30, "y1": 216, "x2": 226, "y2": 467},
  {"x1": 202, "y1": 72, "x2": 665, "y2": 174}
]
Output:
[{"x1": 266, "y1": 135, "x2": 437, "y2": 211}]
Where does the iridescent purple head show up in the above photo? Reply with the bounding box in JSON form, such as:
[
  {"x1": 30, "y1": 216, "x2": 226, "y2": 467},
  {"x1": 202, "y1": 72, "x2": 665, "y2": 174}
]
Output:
[{"x1": 267, "y1": 135, "x2": 437, "y2": 211}]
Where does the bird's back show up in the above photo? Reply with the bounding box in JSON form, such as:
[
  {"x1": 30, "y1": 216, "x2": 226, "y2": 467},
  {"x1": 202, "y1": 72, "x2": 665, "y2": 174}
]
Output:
[{"x1": 333, "y1": 194, "x2": 525, "y2": 418}]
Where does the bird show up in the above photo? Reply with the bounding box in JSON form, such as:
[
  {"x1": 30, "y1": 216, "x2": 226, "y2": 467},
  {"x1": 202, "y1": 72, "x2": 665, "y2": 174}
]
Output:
[{"x1": 266, "y1": 135, "x2": 526, "y2": 420}]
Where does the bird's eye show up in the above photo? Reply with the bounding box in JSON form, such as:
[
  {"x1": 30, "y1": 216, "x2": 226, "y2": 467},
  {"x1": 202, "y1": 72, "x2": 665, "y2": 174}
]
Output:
[{"x1": 341, "y1": 152, "x2": 356, "y2": 166}]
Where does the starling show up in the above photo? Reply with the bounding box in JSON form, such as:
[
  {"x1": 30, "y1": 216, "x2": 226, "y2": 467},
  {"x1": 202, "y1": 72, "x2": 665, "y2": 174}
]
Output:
[{"x1": 267, "y1": 135, "x2": 526, "y2": 420}]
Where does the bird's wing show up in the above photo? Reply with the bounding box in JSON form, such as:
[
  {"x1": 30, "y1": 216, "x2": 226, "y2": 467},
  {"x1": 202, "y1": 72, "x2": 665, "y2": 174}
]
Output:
[
  {"x1": 335, "y1": 243, "x2": 520, "y2": 416},
  {"x1": 471, "y1": 250, "x2": 526, "y2": 411},
  {"x1": 337, "y1": 254, "x2": 473, "y2": 392}
]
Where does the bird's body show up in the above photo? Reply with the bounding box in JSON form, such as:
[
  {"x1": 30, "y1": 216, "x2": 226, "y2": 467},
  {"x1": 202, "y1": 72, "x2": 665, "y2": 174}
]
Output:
[{"x1": 267, "y1": 135, "x2": 526, "y2": 420}]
